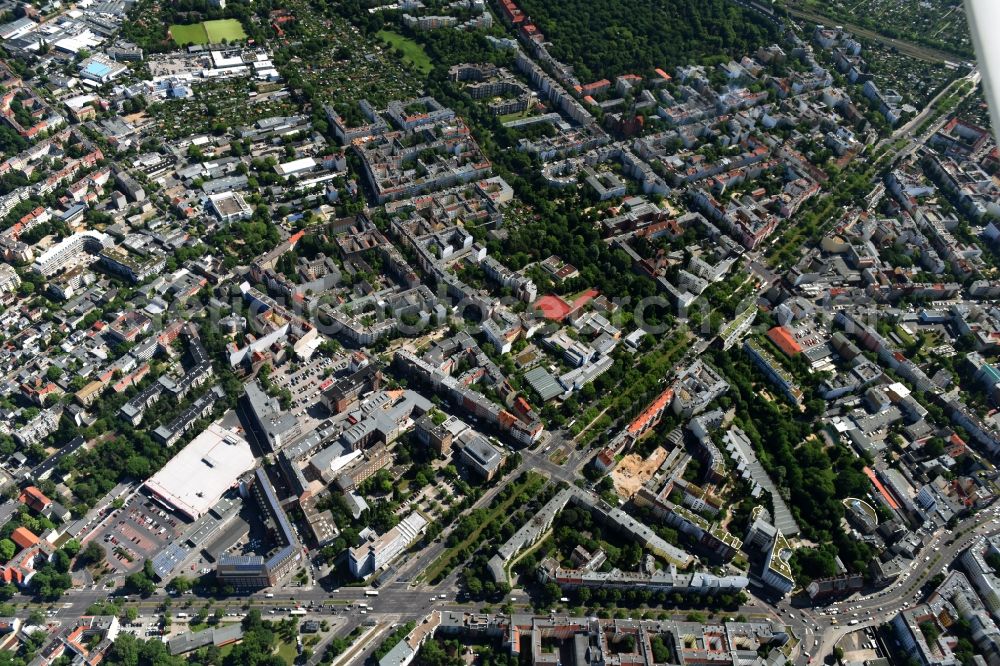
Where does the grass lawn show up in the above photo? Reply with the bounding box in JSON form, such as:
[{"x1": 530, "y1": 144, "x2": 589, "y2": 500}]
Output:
[
  {"x1": 895, "y1": 324, "x2": 915, "y2": 347},
  {"x1": 170, "y1": 19, "x2": 246, "y2": 46},
  {"x1": 377, "y1": 30, "x2": 433, "y2": 75},
  {"x1": 275, "y1": 641, "x2": 298, "y2": 665},
  {"x1": 169, "y1": 23, "x2": 208, "y2": 46},
  {"x1": 499, "y1": 108, "x2": 534, "y2": 123},
  {"x1": 205, "y1": 19, "x2": 247, "y2": 42}
]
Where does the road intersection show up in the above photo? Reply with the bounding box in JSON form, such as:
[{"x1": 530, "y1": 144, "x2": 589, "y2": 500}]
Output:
[
  {"x1": 9, "y1": 311, "x2": 997, "y2": 666},
  {"x1": 778, "y1": 506, "x2": 1000, "y2": 664}
]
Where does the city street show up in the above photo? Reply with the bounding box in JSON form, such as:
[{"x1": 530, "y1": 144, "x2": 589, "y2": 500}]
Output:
[{"x1": 780, "y1": 508, "x2": 1000, "y2": 665}]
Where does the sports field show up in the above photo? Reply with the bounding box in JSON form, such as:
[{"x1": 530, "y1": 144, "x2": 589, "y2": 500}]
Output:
[
  {"x1": 376, "y1": 29, "x2": 433, "y2": 75},
  {"x1": 170, "y1": 19, "x2": 247, "y2": 46}
]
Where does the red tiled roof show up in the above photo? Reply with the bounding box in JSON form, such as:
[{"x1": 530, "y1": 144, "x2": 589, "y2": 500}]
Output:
[
  {"x1": 863, "y1": 467, "x2": 899, "y2": 511},
  {"x1": 766, "y1": 326, "x2": 802, "y2": 357},
  {"x1": 18, "y1": 486, "x2": 51, "y2": 513},
  {"x1": 11, "y1": 527, "x2": 39, "y2": 550},
  {"x1": 627, "y1": 388, "x2": 674, "y2": 436}
]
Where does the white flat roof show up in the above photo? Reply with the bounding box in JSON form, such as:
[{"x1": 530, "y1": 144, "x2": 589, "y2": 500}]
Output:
[
  {"x1": 276, "y1": 157, "x2": 317, "y2": 176},
  {"x1": 887, "y1": 382, "x2": 911, "y2": 398},
  {"x1": 144, "y1": 422, "x2": 256, "y2": 520},
  {"x1": 210, "y1": 51, "x2": 245, "y2": 69}
]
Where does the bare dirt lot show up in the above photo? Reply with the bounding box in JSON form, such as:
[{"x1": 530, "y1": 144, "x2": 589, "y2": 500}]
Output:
[{"x1": 611, "y1": 446, "x2": 668, "y2": 498}]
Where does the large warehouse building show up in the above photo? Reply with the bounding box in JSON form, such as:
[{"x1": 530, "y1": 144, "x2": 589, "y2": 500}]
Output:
[{"x1": 144, "y1": 423, "x2": 256, "y2": 521}]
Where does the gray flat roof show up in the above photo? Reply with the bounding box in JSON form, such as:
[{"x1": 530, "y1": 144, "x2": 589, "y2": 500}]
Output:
[{"x1": 524, "y1": 366, "x2": 562, "y2": 401}]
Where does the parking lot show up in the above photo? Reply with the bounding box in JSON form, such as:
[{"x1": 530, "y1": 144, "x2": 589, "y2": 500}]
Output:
[
  {"x1": 147, "y1": 53, "x2": 213, "y2": 79},
  {"x1": 97, "y1": 493, "x2": 186, "y2": 574},
  {"x1": 272, "y1": 353, "x2": 346, "y2": 423}
]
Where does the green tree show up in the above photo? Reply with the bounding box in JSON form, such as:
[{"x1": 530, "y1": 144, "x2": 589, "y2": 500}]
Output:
[
  {"x1": 62, "y1": 539, "x2": 81, "y2": 558},
  {"x1": 79, "y1": 541, "x2": 105, "y2": 566}
]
